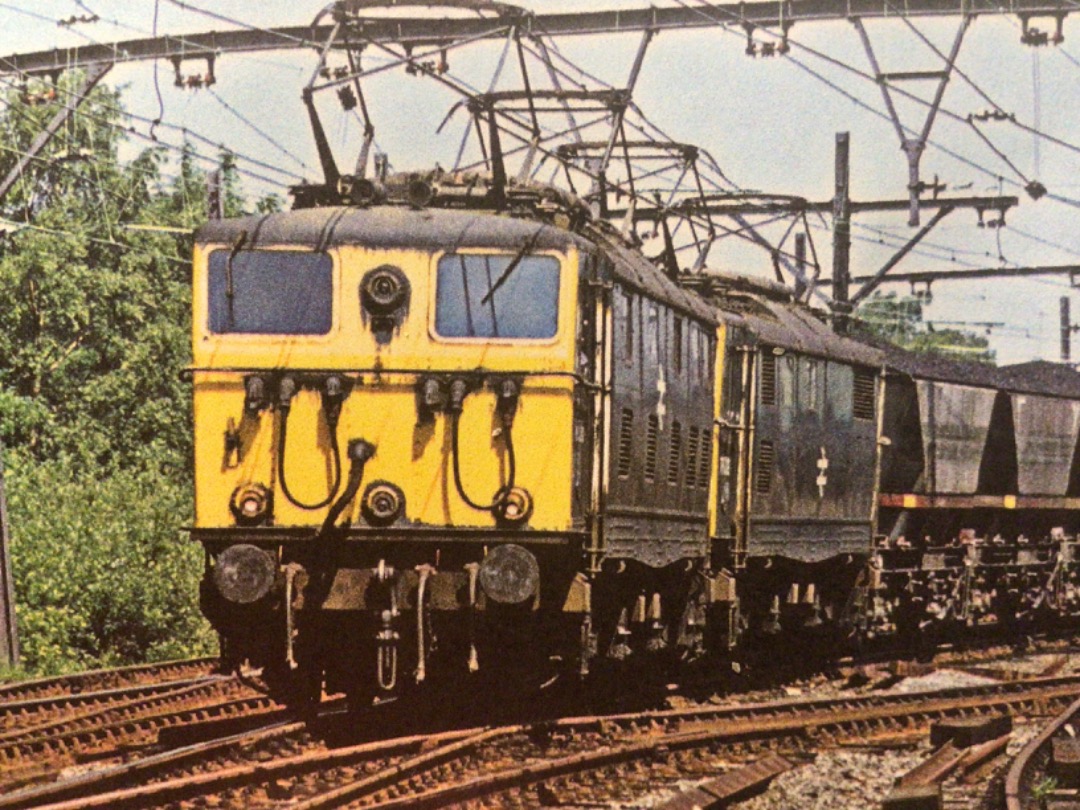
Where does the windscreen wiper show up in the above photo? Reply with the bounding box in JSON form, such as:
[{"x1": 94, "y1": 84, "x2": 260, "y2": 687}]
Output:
[
  {"x1": 224, "y1": 230, "x2": 248, "y2": 324},
  {"x1": 479, "y1": 226, "x2": 545, "y2": 306}
]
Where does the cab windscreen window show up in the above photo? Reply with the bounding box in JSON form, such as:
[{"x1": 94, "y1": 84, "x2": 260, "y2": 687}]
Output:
[
  {"x1": 435, "y1": 253, "x2": 560, "y2": 339},
  {"x1": 208, "y1": 250, "x2": 332, "y2": 335}
]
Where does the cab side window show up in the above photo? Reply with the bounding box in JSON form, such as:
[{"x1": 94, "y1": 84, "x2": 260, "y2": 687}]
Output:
[{"x1": 208, "y1": 250, "x2": 333, "y2": 335}]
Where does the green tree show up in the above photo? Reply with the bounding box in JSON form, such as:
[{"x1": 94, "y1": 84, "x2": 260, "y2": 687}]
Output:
[
  {"x1": 0, "y1": 77, "x2": 194, "y2": 473},
  {"x1": 855, "y1": 291, "x2": 996, "y2": 364},
  {"x1": 0, "y1": 74, "x2": 272, "y2": 676}
]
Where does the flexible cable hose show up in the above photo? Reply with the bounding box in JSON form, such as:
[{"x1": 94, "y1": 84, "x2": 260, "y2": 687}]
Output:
[
  {"x1": 277, "y1": 408, "x2": 342, "y2": 510},
  {"x1": 319, "y1": 447, "x2": 372, "y2": 536},
  {"x1": 450, "y1": 409, "x2": 515, "y2": 512}
]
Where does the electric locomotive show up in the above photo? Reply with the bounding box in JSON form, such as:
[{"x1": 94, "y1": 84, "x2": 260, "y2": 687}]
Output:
[
  {"x1": 690, "y1": 274, "x2": 886, "y2": 645},
  {"x1": 191, "y1": 171, "x2": 1080, "y2": 706},
  {"x1": 191, "y1": 174, "x2": 723, "y2": 704}
]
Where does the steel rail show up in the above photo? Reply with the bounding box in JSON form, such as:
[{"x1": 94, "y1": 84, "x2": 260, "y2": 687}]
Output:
[
  {"x1": 283, "y1": 675, "x2": 1080, "y2": 809},
  {"x1": 1004, "y1": 692, "x2": 1080, "y2": 810},
  {"x1": 0, "y1": 679, "x2": 276, "y2": 789},
  {"x1": 0, "y1": 0, "x2": 1072, "y2": 77},
  {"x1": 27, "y1": 724, "x2": 488, "y2": 810},
  {"x1": 0, "y1": 657, "x2": 218, "y2": 705},
  {"x1": 0, "y1": 718, "x2": 307, "y2": 810},
  {"x1": 0, "y1": 675, "x2": 223, "y2": 735},
  {"x1": 4, "y1": 642, "x2": 1077, "y2": 809}
]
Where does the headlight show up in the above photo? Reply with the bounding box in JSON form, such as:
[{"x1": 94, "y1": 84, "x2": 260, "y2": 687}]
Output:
[
  {"x1": 493, "y1": 487, "x2": 533, "y2": 525},
  {"x1": 478, "y1": 543, "x2": 540, "y2": 605},
  {"x1": 213, "y1": 544, "x2": 277, "y2": 604},
  {"x1": 361, "y1": 481, "x2": 405, "y2": 526}
]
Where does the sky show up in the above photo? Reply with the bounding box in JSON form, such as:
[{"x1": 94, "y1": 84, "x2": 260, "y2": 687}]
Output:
[{"x1": 1, "y1": 0, "x2": 1079, "y2": 364}]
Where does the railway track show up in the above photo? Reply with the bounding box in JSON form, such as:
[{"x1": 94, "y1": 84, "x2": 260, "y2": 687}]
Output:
[
  {"x1": 0, "y1": 658, "x2": 218, "y2": 705},
  {"x1": 7, "y1": 673, "x2": 1080, "y2": 810},
  {"x1": 0, "y1": 673, "x2": 226, "y2": 735},
  {"x1": 0, "y1": 674, "x2": 280, "y2": 793}
]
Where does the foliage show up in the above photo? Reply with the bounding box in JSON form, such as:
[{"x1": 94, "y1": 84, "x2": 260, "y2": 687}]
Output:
[
  {"x1": 855, "y1": 291, "x2": 996, "y2": 364},
  {"x1": 2, "y1": 455, "x2": 215, "y2": 676},
  {"x1": 0, "y1": 77, "x2": 194, "y2": 472},
  {"x1": 1032, "y1": 776, "x2": 1058, "y2": 802},
  {"x1": 0, "y1": 74, "x2": 274, "y2": 676}
]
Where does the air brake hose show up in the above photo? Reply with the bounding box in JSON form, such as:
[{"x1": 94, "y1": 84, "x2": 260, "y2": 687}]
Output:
[
  {"x1": 450, "y1": 404, "x2": 516, "y2": 513},
  {"x1": 277, "y1": 377, "x2": 344, "y2": 510},
  {"x1": 319, "y1": 439, "x2": 376, "y2": 536}
]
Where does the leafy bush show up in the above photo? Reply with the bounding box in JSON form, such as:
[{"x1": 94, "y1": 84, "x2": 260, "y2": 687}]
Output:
[{"x1": 2, "y1": 454, "x2": 215, "y2": 676}]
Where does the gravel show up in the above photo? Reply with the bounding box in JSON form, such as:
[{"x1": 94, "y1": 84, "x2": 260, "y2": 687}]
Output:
[{"x1": 619, "y1": 653, "x2": 1073, "y2": 809}]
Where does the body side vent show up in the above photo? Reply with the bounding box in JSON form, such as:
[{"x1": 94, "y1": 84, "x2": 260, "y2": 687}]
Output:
[
  {"x1": 698, "y1": 430, "x2": 712, "y2": 489},
  {"x1": 617, "y1": 409, "x2": 634, "y2": 479},
  {"x1": 686, "y1": 427, "x2": 700, "y2": 489},
  {"x1": 760, "y1": 352, "x2": 777, "y2": 406},
  {"x1": 756, "y1": 440, "x2": 775, "y2": 493},
  {"x1": 644, "y1": 414, "x2": 659, "y2": 482},
  {"x1": 853, "y1": 369, "x2": 876, "y2": 421},
  {"x1": 667, "y1": 421, "x2": 682, "y2": 485}
]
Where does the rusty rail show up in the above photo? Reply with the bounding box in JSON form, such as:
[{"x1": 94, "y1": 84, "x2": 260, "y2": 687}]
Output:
[
  {"x1": 1004, "y1": 694, "x2": 1080, "y2": 810},
  {"x1": 0, "y1": 678, "x2": 277, "y2": 791},
  {"x1": 0, "y1": 658, "x2": 218, "y2": 705},
  {"x1": 0, "y1": 675, "x2": 222, "y2": 736}
]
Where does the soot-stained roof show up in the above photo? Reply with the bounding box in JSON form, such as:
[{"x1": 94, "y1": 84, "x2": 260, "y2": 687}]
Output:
[{"x1": 197, "y1": 205, "x2": 591, "y2": 254}]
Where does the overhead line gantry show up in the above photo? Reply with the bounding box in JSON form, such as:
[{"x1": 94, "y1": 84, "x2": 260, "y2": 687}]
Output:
[{"x1": 0, "y1": 0, "x2": 1073, "y2": 76}]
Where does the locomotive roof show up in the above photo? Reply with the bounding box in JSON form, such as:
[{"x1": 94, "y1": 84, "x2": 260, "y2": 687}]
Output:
[
  {"x1": 197, "y1": 205, "x2": 593, "y2": 253},
  {"x1": 695, "y1": 282, "x2": 883, "y2": 367},
  {"x1": 740, "y1": 300, "x2": 883, "y2": 367},
  {"x1": 592, "y1": 230, "x2": 717, "y2": 324},
  {"x1": 692, "y1": 275, "x2": 1080, "y2": 398}
]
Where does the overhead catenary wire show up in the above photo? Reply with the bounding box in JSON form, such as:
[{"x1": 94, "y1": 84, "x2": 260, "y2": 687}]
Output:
[
  {"x1": 0, "y1": 86, "x2": 289, "y2": 236},
  {"x1": 60, "y1": 0, "x2": 309, "y2": 75},
  {"x1": 0, "y1": 2, "x2": 101, "y2": 48},
  {"x1": 343, "y1": 21, "x2": 774, "y2": 266},
  {"x1": 3, "y1": 9, "x2": 1072, "y2": 268},
  {"x1": 0, "y1": 215, "x2": 190, "y2": 267},
  {"x1": 1, "y1": 2, "x2": 1007, "y2": 279},
  {"x1": 205, "y1": 88, "x2": 311, "y2": 172},
  {"x1": 0, "y1": 5, "x2": 302, "y2": 192},
  {"x1": 0, "y1": 76, "x2": 290, "y2": 195},
  {"x1": 781, "y1": 50, "x2": 1080, "y2": 213},
  {"x1": 892, "y1": 6, "x2": 1077, "y2": 170},
  {"x1": 0, "y1": 42, "x2": 306, "y2": 186},
  {"x1": 0, "y1": 76, "x2": 302, "y2": 196},
  {"x1": 1005, "y1": 224, "x2": 1080, "y2": 260},
  {"x1": 163, "y1": 0, "x2": 318, "y2": 48}
]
